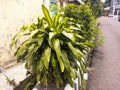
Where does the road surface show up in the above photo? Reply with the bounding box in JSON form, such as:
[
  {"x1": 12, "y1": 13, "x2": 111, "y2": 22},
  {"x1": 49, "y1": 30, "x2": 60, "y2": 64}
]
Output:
[{"x1": 87, "y1": 17, "x2": 120, "y2": 90}]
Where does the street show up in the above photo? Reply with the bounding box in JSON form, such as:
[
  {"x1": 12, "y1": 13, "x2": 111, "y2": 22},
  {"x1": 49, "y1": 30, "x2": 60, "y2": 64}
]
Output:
[{"x1": 87, "y1": 16, "x2": 120, "y2": 90}]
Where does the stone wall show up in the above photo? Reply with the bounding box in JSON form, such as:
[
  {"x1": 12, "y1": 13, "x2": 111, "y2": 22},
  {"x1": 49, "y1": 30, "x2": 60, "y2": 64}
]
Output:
[{"x1": 0, "y1": 0, "x2": 46, "y2": 66}]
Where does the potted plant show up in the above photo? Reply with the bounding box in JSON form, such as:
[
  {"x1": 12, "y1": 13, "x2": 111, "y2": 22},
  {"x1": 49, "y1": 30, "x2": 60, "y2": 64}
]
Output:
[{"x1": 11, "y1": 5, "x2": 87, "y2": 90}]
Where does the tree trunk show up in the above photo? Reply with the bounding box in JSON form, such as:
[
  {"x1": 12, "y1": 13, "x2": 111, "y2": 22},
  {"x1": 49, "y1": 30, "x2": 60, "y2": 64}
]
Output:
[{"x1": 59, "y1": 0, "x2": 63, "y2": 7}]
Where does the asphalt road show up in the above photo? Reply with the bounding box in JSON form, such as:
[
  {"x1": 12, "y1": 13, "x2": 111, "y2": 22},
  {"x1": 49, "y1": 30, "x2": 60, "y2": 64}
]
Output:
[{"x1": 87, "y1": 17, "x2": 120, "y2": 90}]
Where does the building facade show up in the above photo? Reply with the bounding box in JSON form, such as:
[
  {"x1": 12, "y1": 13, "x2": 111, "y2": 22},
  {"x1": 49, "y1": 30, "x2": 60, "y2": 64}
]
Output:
[{"x1": 110, "y1": 0, "x2": 120, "y2": 16}]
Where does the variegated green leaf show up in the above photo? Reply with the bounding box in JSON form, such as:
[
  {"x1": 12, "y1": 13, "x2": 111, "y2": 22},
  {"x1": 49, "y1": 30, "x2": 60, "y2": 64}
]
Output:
[
  {"x1": 25, "y1": 60, "x2": 30, "y2": 69},
  {"x1": 41, "y1": 46, "x2": 51, "y2": 69},
  {"x1": 30, "y1": 30, "x2": 39, "y2": 38},
  {"x1": 43, "y1": 74, "x2": 48, "y2": 85},
  {"x1": 54, "y1": 13, "x2": 61, "y2": 28},
  {"x1": 10, "y1": 31, "x2": 22, "y2": 48},
  {"x1": 26, "y1": 44, "x2": 36, "y2": 69},
  {"x1": 53, "y1": 39, "x2": 65, "y2": 72},
  {"x1": 17, "y1": 50, "x2": 28, "y2": 62},
  {"x1": 36, "y1": 73, "x2": 41, "y2": 83},
  {"x1": 67, "y1": 42, "x2": 84, "y2": 59},
  {"x1": 56, "y1": 78, "x2": 60, "y2": 88},
  {"x1": 70, "y1": 68, "x2": 76, "y2": 79},
  {"x1": 62, "y1": 31, "x2": 75, "y2": 42},
  {"x1": 75, "y1": 34, "x2": 84, "y2": 39},
  {"x1": 80, "y1": 60, "x2": 87, "y2": 73},
  {"x1": 51, "y1": 54, "x2": 57, "y2": 68},
  {"x1": 37, "y1": 17, "x2": 44, "y2": 28},
  {"x1": 42, "y1": 5, "x2": 53, "y2": 27},
  {"x1": 37, "y1": 58, "x2": 44, "y2": 73},
  {"x1": 66, "y1": 74, "x2": 74, "y2": 87},
  {"x1": 37, "y1": 34, "x2": 44, "y2": 47},
  {"x1": 61, "y1": 50, "x2": 70, "y2": 69},
  {"x1": 48, "y1": 39, "x2": 54, "y2": 49},
  {"x1": 49, "y1": 32, "x2": 57, "y2": 39},
  {"x1": 14, "y1": 40, "x2": 30, "y2": 58}
]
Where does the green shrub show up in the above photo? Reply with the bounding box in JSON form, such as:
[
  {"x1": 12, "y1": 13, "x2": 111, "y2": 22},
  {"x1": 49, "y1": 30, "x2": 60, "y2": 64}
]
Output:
[
  {"x1": 11, "y1": 4, "x2": 104, "y2": 89},
  {"x1": 11, "y1": 5, "x2": 86, "y2": 88}
]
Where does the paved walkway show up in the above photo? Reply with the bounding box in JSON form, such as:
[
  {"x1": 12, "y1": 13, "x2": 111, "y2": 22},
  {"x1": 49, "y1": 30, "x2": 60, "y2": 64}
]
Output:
[
  {"x1": 87, "y1": 17, "x2": 120, "y2": 90},
  {"x1": 0, "y1": 63, "x2": 26, "y2": 90}
]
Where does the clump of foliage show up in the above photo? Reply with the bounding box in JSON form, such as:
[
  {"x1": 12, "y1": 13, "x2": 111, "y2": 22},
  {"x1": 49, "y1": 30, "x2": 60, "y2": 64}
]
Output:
[
  {"x1": 62, "y1": 4, "x2": 102, "y2": 48},
  {"x1": 62, "y1": 4, "x2": 104, "y2": 89},
  {"x1": 85, "y1": 0, "x2": 104, "y2": 18},
  {"x1": 23, "y1": 78, "x2": 37, "y2": 90},
  {"x1": 11, "y1": 5, "x2": 86, "y2": 88},
  {"x1": 104, "y1": 0, "x2": 111, "y2": 8},
  {"x1": 11, "y1": 4, "x2": 103, "y2": 89}
]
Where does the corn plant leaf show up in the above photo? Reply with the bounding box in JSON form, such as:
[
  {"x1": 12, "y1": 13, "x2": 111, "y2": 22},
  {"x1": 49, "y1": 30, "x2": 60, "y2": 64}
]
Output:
[
  {"x1": 67, "y1": 74, "x2": 74, "y2": 87},
  {"x1": 75, "y1": 34, "x2": 84, "y2": 39},
  {"x1": 25, "y1": 60, "x2": 30, "y2": 69},
  {"x1": 80, "y1": 60, "x2": 87, "y2": 73},
  {"x1": 48, "y1": 39, "x2": 54, "y2": 49},
  {"x1": 67, "y1": 42, "x2": 83, "y2": 59},
  {"x1": 10, "y1": 31, "x2": 22, "y2": 48},
  {"x1": 36, "y1": 73, "x2": 41, "y2": 83},
  {"x1": 43, "y1": 74, "x2": 48, "y2": 85},
  {"x1": 29, "y1": 38, "x2": 38, "y2": 43},
  {"x1": 14, "y1": 40, "x2": 30, "y2": 58},
  {"x1": 84, "y1": 42, "x2": 95, "y2": 47},
  {"x1": 42, "y1": 5, "x2": 53, "y2": 27},
  {"x1": 54, "y1": 13, "x2": 61, "y2": 28},
  {"x1": 56, "y1": 78, "x2": 60, "y2": 88},
  {"x1": 70, "y1": 68, "x2": 76, "y2": 79},
  {"x1": 55, "y1": 21, "x2": 64, "y2": 32},
  {"x1": 62, "y1": 31, "x2": 75, "y2": 42},
  {"x1": 53, "y1": 39, "x2": 65, "y2": 72},
  {"x1": 37, "y1": 34, "x2": 44, "y2": 47},
  {"x1": 37, "y1": 58, "x2": 44, "y2": 73},
  {"x1": 41, "y1": 46, "x2": 51, "y2": 69},
  {"x1": 26, "y1": 44, "x2": 36, "y2": 69},
  {"x1": 17, "y1": 50, "x2": 28, "y2": 62},
  {"x1": 30, "y1": 30, "x2": 39, "y2": 38},
  {"x1": 51, "y1": 54, "x2": 57, "y2": 68},
  {"x1": 32, "y1": 45, "x2": 39, "y2": 53},
  {"x1": 32, "y1": 61, "x2": 37, "y2": 74},
  {"x1": 49, "y1": 32, "x2": 56, "y2": 39},
  {"x1": 37, "y1": 17, "x2": 44, "y2": 28},
  {"x1": 29, "y1": 45, "x2": 40, "y2": 67},
  {"x1": 55, "y1": 69, "x2": 63, "y2": 88},
  {"x1": 28, "y1": 23, "x2": 37, "y2": 31},
  {"x1": 61, "y1": 50, "x2": 70, "y2": 69},
  {"x1": 28, "y1": 44, "x2": 35, "y2": 55}
]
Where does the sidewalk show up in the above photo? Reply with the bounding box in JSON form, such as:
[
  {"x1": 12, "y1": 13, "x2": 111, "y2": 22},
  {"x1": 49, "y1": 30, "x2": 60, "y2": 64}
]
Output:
[
  {"x1": 87, "y1": 17, "x2": 120, "y2": 90},
  {"x1": 0, "y1": 63, "x2": 26, "y2": 90}
]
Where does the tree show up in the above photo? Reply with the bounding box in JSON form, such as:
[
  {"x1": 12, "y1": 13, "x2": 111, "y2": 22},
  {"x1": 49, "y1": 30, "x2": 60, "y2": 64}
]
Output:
[
  {"x1": 104, "y1": 0, "x2": 111, "y2": 8},
  {"x1": 59, "y1": 0, "x2": 64, "y2": 7},
  {"x1": 85, "y1": 0, "x2": 104, "y2": 18}
]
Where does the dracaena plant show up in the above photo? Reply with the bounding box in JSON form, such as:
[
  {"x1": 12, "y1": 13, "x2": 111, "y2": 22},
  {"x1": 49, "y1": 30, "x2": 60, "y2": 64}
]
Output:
[{"x1": 10, "y1": 5, "x2": 86, "y2": 88}]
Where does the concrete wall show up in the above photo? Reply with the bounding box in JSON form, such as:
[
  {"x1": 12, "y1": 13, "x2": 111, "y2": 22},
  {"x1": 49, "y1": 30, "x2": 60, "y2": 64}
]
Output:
[{"x1": 0, "y1": 0, "x2": 49, "y2": 66}]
